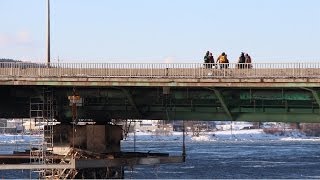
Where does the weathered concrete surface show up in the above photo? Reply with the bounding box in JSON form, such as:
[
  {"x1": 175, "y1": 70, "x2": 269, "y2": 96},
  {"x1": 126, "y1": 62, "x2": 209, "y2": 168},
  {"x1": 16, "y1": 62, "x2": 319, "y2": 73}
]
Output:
[
  {"x1": 105, "y1": 125, "x2": 123, "y2": 153},
  {"x1": 53, "y1": 124, "x2": 123, "y2": 153},
  {"x1": 0, "y1": 77, "x2": 320, "y2": 87},
  {"x1": 87, "y1": 125, "x2": 106, "y2": 153},
  {"x1": 1, "y1": 67, "x2": 320, "y2": 87}
]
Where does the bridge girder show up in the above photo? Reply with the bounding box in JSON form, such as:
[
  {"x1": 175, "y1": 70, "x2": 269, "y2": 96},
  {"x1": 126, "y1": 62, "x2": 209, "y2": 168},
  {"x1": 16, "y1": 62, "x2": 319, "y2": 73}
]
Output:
[
  {"x1": 0, "y1": 86, "x2": 319, "y2": 123},
  {"x1": 119, "y1": 88, "x2": 142, "y2": 118},
  {"x1": 300, "y1": 87, "x2": 320, "y2": 112},
  {"x1": 207, "y1": 87, "x2": 233, "y2": 120}
]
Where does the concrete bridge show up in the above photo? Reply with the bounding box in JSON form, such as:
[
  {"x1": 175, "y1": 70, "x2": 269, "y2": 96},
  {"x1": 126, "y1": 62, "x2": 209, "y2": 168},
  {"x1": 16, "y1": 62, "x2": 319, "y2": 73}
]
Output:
[
  {"x1": 1, "y1": 62, "x2": 320, "y2": 178},
  {"x1": 1, "y1": 62, "x2": 320, "y2": 123}
]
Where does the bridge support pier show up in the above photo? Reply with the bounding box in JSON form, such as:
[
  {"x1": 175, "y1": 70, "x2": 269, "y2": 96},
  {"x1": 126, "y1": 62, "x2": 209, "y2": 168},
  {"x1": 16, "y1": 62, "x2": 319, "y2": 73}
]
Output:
[
  {"x1": 52, "y1": 123, "x2": 124, "y2": 178},
  {"x1": 46, "y1": 123, "x2": 183, "y2": 179}
]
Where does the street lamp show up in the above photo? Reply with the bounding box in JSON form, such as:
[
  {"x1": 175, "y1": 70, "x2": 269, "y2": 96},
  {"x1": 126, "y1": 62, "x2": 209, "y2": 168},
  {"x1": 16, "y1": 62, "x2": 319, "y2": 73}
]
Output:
[
  {"x1": 0, "y1": 122, "x2": 6, "y2": 134},
  {"x1": 47, "y1": 0, "x2": 51, "y2": 66}
]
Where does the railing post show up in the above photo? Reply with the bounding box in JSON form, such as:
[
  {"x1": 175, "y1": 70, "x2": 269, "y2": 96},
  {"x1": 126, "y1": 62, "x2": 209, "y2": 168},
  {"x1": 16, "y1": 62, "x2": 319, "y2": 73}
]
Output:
[
  {"x1": 293, "y1": 63, "x2": 295, "y2": 77},
  {"x1": 193, "y1": 64, "x2": 196, "y2": 78},
  {"x1": 17, "y1": 63, "x2": 20, "y2": 77},
  {"x1": 10, "y1": 63, "x2": 13, "y2": 76},
  {"x1": 299, "y1": 62, "x2": 301, "y2": 77},
  {"x1": 59, "y1": 63, "x2": 62, "y2": 77},
  {"x1": 38, "y1": 64, "x2": 41, "y2": 77}
]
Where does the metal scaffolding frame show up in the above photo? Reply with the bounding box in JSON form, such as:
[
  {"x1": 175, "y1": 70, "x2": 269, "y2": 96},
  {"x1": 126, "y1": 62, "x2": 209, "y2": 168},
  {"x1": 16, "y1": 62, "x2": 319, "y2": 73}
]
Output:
[{"x1": 29, "y1": 87, "x2": 55, "y2": 178}]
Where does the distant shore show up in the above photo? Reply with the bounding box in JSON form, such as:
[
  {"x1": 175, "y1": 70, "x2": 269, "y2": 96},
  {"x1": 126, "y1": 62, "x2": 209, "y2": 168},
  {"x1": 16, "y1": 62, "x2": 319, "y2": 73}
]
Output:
[{"x1": 125, "y1": 129, "x2": 320, "y2": 142}]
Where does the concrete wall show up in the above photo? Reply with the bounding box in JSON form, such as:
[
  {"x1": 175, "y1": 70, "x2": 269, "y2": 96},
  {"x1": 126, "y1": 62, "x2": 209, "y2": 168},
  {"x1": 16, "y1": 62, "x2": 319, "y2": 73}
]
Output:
[
  {"x1": 87, "y1": 125, "x2": 106, "y2": 153},
  {"x1": 106, "y1": 125, "x2": 123, "y2": 152},
  {"x1": 52, "y1": 124, "x2": 123, "y2": 153}
]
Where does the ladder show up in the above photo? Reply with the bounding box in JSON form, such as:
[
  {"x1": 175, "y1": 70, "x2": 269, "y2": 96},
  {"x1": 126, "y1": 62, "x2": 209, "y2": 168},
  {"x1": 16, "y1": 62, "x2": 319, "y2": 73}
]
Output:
[
  {"x1": 29, "y1": 87, "x2": 56, "y2": 178},
  {"x1": 29, "y1": 96, "x2": 45, "y2": 178},
  {"x1": 43, "y1": 88, "x2": 55, "y2": 164}
]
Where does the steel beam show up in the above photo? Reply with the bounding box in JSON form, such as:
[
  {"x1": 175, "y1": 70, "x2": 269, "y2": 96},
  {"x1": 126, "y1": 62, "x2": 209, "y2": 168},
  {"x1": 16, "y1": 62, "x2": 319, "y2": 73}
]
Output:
[
  {"x1": 119, "y1": 88, "x2": 142, "y2": 118},
  {"x1": 143, "y1": 112, "x2": 320, "y2": 122},
  {"x1": 0, "y1": 156, "x2": 184, "y2": 170},
  {"x1": 207, "y1": 88, "x2": 233, "y2": 120},
  {"x1": 300, "y1": 87, "x2": 320, "y2": 109},
  {"x1": 0, "y1": 163, "x2": 73, "y2": 170},
  {"x1": 75, "y1": 156, "x2": 184, "y2": 169}
]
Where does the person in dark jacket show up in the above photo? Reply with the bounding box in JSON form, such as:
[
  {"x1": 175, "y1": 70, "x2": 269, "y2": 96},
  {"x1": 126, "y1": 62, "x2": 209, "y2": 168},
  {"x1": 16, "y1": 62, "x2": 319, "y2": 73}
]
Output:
[
  {"x1": 204, "y1": 51, "x2": 210, "y2": 68},
  {"x1": 245, "y1": 53, "x2": 252, "y2": 69},
  {"x1": 208, "y1": 52, "x2": 215, "y2": 68},
  {"x1": 237, "y1": 52, "x2": 245, "y2": 69}
]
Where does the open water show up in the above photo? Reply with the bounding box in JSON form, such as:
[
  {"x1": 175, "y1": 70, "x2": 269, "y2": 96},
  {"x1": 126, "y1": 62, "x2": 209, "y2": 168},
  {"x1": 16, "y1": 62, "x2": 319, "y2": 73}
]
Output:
[
  {"x1": 121, "y1": 140, "x2": 320, "y2": 179},
  {"x1": 1, "y1": 137, "x2": 320, "y2": 179}
]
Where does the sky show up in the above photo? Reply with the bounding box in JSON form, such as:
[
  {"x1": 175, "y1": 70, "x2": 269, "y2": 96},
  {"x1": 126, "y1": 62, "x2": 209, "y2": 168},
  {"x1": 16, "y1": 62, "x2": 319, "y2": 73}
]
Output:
[{"x1": 0, "y1": 0, "x2": 320, "y2": 63}]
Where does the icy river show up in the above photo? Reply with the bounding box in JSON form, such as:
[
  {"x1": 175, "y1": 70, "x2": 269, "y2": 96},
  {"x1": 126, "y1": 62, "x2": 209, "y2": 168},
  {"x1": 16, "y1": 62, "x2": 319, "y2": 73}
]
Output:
[
  {"x1": 122, "y1": 140, "x2": 320, "y2": 179},
  {"x1": 1, "y1": 131, "x2": 320, "y2": 179}
]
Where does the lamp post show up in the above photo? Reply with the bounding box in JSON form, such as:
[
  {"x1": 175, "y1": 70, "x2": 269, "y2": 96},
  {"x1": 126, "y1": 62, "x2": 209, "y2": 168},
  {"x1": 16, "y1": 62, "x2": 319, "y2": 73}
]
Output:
[
  {"x1": 47, "y1": 0, "x2": 51, "y2": 67},
  {"x1": 0, "y1": 122, "x2": 6, "y2": 134}
]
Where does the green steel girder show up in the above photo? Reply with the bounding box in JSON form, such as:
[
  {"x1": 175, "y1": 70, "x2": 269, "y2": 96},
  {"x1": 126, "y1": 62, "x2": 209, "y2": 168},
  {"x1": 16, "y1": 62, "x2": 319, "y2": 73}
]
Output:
[
  {"x1": 206, "y1": 88, "x2": 233, "y2": 120},
  {"x1": 119, "y1": 88, "x2": 142, "y2": 118},
  {"x1": 63, "y1": 109, "x2": 320, "y2": 122},
  {"x1": 65, "y1": 105, "x2": 315, "y2": 113},
  {"x1": 240, "y1": 89, "x2": 313, "y2": 100},
  {"x1": 1, "y1": 86, "x2": 320, "y2": 123},
  {"x1": 300, "y1": 87, "x2": 320, "y2": 108}
]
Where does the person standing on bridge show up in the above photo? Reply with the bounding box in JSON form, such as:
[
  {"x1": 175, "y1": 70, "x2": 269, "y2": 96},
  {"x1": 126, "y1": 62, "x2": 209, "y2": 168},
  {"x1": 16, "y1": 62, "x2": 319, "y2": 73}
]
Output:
[
  {"x1": 216, "y1": 52, "x2": 229, "y2": 69},
  {"x1": 237, "y1": 52, "x2": 246, "y2": 69},
  {"x1": 208, "y1": 52, "x2": 215, "y2": 69},
  {"x1": 204, "y1": 51, "x2": 210, "y2": 68},
  {"x1": 245, "y1": 53, "x2": 252, "y2": 69}
]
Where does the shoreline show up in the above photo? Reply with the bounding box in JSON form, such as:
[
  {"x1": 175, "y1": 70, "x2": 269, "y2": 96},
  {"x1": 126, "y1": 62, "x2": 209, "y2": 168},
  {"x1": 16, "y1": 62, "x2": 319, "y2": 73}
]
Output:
[{"x1": 125, "y1": 129, "x2": 320, "y2": 142}]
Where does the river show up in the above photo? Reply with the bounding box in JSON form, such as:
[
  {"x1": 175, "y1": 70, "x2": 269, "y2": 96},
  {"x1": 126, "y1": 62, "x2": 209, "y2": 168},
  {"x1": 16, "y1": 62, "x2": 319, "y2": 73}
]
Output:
[
  {"x1": 121, "y1": 140, "x2": 320, "y2": 179},
  {"x1": 1, "y1": 136, "x2": 320, "y2": 179}
]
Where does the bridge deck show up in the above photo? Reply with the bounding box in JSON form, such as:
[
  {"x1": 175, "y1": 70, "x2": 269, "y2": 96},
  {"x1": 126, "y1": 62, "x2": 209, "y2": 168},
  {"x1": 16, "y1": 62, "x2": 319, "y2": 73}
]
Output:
[
  {"x1": 1, "y1": 63, "x2": 320, "y2": 87},
  {"x1": 1, "y1": 63, "x2": 320, "y2": 122},
  {"x1": 1, "y1": 76, "x2": 320, "y2": 87}
]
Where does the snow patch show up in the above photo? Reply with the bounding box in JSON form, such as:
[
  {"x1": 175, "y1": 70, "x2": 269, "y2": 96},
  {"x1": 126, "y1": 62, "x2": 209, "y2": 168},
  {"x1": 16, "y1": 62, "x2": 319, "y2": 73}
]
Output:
[
  {"x1": 124, "y1": 129, "x2": 319, "y2": 142},
  {"x1": 191, "y1": 135, "x2": 213, "y2": 141}
]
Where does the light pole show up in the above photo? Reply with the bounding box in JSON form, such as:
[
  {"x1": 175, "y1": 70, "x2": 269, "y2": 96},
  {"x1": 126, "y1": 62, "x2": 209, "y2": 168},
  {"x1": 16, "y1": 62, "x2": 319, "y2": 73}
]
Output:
[
  {"x1": 0, "y1": 122, "x2": 6, "y2": 134},
  {"x1": 47, "y1": 0, "x2": 51, "y2": 66}
]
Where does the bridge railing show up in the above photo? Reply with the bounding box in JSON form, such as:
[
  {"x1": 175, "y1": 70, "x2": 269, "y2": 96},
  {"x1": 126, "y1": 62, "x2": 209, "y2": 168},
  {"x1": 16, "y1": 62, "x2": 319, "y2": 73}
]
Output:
[{"x1": 0, "y1": 62, "x2": 320, "y2": 78}]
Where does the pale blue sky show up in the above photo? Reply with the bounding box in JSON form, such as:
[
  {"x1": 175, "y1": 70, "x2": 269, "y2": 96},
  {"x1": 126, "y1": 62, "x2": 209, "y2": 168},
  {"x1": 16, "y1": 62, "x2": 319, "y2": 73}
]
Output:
[{"x1": 0, "y1": 0, "x2": 319, "y2": 63}]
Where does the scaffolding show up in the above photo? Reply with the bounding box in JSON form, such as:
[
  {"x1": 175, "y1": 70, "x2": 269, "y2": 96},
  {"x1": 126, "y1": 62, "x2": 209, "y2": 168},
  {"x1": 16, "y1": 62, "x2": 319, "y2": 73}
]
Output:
[{"x1": 29, "y1": 87, "x2": 55, "y2": 178}]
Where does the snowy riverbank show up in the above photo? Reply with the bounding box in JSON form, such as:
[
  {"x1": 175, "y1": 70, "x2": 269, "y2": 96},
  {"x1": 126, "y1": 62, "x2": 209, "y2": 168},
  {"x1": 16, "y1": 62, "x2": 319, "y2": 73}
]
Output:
[
  {"x1": 0, "y1": 128, "x2": 319, "y2": 144},
  {"x1": 0, "y1": 134, "x2": 34, "y2": 144},
  {"x1": 125, "y1": 129, "x2": 320, "y2": 142}
]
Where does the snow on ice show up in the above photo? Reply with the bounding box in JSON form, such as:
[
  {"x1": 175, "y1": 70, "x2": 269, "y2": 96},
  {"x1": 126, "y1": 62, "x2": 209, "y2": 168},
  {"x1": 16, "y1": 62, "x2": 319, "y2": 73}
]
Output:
[{"x1": 125, "y1": 129, "x2": 320, "y2": 142}]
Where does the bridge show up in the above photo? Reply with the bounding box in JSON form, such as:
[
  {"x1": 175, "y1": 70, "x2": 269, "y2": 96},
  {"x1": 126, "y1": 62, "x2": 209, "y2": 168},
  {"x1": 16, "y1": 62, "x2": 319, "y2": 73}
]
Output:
[
  {"x1": 1, "y1": 62, "x2": 320, "y2": 123},
  {"x1": 1, "y1": 61, "x2": 320, "y2": 178}
]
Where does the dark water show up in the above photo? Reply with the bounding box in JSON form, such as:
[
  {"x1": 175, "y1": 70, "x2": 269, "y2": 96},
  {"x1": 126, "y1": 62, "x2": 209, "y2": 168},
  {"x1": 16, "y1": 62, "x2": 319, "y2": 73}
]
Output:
[
  {"x1": 0, "y1": 135, "x2": 39, "y2": 179},
  {"x1": 0, "y1": 144, "x2": 37, "y2": 179},
  {"x1": 121, "y1": 140, "x2": 320, "y2": 179},
  {"x1": 1, "y1": 139, "x2": 320, "y2": 179}
]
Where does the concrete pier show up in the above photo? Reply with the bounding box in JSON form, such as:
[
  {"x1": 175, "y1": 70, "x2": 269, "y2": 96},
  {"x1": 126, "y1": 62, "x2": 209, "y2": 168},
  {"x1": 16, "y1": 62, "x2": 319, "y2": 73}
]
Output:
[{"x1": 0, "y1": 123, "x2": 183, "y2": 179}]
